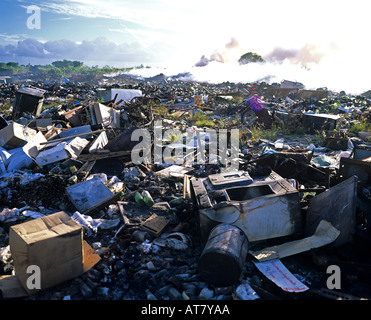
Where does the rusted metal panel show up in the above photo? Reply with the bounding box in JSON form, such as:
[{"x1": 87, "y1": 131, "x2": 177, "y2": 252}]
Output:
[{"x1": 305, "y1": 176, "x2": 357, "y2": 248}]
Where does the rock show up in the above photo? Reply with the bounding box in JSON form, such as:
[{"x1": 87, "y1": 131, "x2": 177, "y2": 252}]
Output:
[{"x1": 199, "y1": 287, "x2": 214, "y2": 299}]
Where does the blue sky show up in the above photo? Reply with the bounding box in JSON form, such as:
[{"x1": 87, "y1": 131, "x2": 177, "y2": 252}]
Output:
[{"x1": 0, "y1": 0, "x2": 370, "y2": 93}]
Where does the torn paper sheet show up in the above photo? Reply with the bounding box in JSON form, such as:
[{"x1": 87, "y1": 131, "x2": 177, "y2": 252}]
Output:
[
  {"x1": 254, "y1": 259, "x2": 309, "y2": 292},
  {"x1": 250, "y1": 220, "x2": 340, "y2": 262},
  {"x1": 72, "y1": 211, "x2": 120, "y2": 233}
]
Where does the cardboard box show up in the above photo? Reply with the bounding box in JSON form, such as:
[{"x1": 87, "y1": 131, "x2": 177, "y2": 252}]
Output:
[
  {"x1": 0, "y1": 122, "x2": 37, "y2": 149},
  {"x1": 8, "y1": 211, "x2": 100, "y2": 296}
]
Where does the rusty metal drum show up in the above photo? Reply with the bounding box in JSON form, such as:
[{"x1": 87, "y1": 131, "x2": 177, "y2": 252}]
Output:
[{"x1": 199, "y1": 224, "x2": 249, "y2": 286}]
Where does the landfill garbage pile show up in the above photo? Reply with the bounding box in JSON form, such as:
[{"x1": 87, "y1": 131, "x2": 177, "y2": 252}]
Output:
[{"x1": 0, "y1": 75, "x2": 370, "y2": 301}]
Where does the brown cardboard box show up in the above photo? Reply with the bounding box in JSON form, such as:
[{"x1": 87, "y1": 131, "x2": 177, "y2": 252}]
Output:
[
  {"x1": 0, "y1": 122, "x2": 37, "y2": 149},
  {"x1": 8, "y1": 211, "x2": 100, "y2": 295}
]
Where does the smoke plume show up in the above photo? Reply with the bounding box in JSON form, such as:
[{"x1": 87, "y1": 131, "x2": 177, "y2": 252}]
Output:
[
  {"x1": 195, "y1": 37, "x2": 240, "y2": 67},
  {"x1": 264, "y1": 44, "x2": 327, "y2": 66}
]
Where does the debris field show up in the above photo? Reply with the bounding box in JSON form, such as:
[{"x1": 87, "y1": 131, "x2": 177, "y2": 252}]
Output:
[{"x1": 0, "y1": 73, "x2": 370, "y2": 301}]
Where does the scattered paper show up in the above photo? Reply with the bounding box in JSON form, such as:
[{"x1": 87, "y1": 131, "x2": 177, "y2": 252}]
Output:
[
  {"x1": 235, "y1": 282, "x2": 260, "y2": 300},
  {"x1": 254, "y1": 259, "x2": 309, "y2": 292}
]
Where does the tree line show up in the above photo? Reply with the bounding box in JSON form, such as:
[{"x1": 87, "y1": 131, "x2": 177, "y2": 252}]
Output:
[{"x1": 0, "y1": 60, "x2": 149, "y2": 77}]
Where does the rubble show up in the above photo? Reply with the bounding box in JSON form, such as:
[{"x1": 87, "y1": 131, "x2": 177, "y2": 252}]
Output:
[{"x1": 0, "y1": 75, "x2": 370, "y2": 302}]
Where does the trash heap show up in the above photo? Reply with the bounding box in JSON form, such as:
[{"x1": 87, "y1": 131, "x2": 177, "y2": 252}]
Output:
[{"x1": 0, "y1": 77, "x2": 370, "y2": 300}]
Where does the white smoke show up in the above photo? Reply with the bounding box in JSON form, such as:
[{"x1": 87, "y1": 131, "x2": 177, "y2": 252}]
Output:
[{"x1": 128, "y1": 40, "x2": 369, "y2": 95}]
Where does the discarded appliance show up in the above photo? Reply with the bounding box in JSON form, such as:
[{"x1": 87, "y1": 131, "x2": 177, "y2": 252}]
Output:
[
  {"x1": 304, "y1": 176, "x2": 357, "y2": 248},
  {"x1": 91, "y1": 102, "x2": 121, "y2": 129},
  {"x1": 303, "y1": 113, "x2": 341, "y2": 134},
  {"x1": 12, "y1": 86, "x2": 46, "y2": 120},
  {"x1": 35, "y1": 137, "x2": 89, "y2": 167},
  {"x1": 0, "y1": 122, "x2": 37, "y2": 149},
  {"x1": 2, "y1": 211, "x2": 100, "y2": 297},
  {"x1": 190, "y1": 170, "x2": 302, "y2": 243},
  {"x1": 96, "y1": 88, "x2": 142, "y2": 106},
  {"x1": 199, "y1": 224, "x2": 249, "y2": 286}
]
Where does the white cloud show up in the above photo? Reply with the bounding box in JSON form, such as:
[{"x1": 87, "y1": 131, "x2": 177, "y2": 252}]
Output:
[{"x1": 0, "y1": 36, "x2": 172, "y2": 67}]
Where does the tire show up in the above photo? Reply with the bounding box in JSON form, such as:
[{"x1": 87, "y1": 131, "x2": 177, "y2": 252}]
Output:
[{"x1": 240, "y1": 108, "x2": 257, "y2": 127}]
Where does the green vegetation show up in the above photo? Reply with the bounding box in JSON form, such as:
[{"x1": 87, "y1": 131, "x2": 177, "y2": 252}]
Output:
[
  {"x1": 238, "y1": 52, "x2": 265, "y2": 65},
  {"x1": 192, "y1": 111, "x2": 215, "y2": 128},
  {"x1": 349, "y1": 119, "x2": 371, "y2": 134},
  {"x1": 250, "y1": 124, "x2": 279, "y2": 141},
  {"x1": 0, "y1": 60, "x2": 149, "y2": 79}
]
